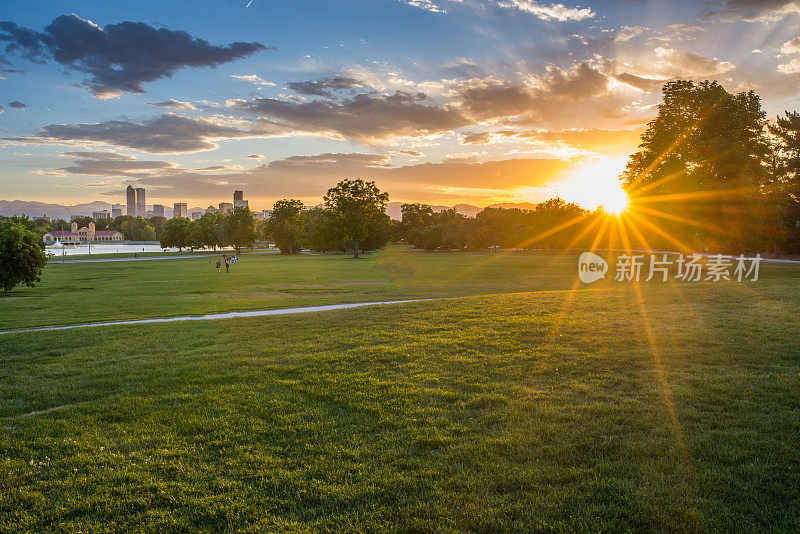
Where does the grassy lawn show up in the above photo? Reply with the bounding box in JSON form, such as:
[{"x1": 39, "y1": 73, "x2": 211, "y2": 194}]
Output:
[
  {"x1": 4, "y1": 245, "x2": 800, "y2": 331},
  {"x1": 0, "y1": 246, "x2": 590, "y2": 330},
  {"x1": 1, "y1": 285, "x2": 799, "y2": 531},
  {"x1": 1, "y1": 250, "x2": 799, "y2": 531}
]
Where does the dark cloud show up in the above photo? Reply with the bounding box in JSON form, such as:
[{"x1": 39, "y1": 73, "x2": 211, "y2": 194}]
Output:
[
  {"x1": 227, "y1": 90, "x2": 469, "y2": 142},
  {"x1": 63, "y1": 150, "x2": 134, "y2": 160},
  {"x1": 612, "y1": 73, "x2": 665, "y2": 93},
  {"x1": 709, "y1": 0, "x2": 800, "y2": 20},
  {"x1": 148, "y1": 99, "x2": 197, "y2": 110},
  {"x1": 61, "y1": 158, "x2": 178, "y2": 177},
  {"x1": 394, "y1": 150, "x2": 423, "y2": 157},
  {"x1": 286, "y1": 75, "x2": 366, "y2": 97},
  {"x1": 0, "y1": 14, "x2": 267, "y2": 98},
  {"x1": 12, "y1": 114, "x2": 270, "y2": 153},
  {"x1": 246, "y1": 154, "x2": 263, "y2": 159},
  {"x1": 8, "y1": 100, "x2": 26, "y2": 110}
]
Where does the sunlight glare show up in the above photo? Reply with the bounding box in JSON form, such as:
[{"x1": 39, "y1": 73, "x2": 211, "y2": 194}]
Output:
[{"x1": 554, "y1": 158, "x2": 630, "y2": 215}]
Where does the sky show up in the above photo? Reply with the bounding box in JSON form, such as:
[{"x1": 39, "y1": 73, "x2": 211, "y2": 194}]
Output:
[{"x1": 2, "y1": 0, "x2": 800, "y2": 212}]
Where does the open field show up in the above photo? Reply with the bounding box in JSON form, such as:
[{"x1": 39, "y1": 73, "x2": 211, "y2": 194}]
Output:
[
  {"x1": 1, "y1": 249, "x2": 800, "y2": 531},
  {"x1": 4, "y1": 245, "x2": 800, "y2": 331}
]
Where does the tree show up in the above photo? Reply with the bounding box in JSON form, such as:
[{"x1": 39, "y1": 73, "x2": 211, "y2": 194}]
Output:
[
  {"x1": 622, "y1": 80, "x2": 770, "y2": 252},
  {"x1": 159, "y1": 217, "x2": 192, "y2": 251},
  {"x1": 768, "y1": 111, "x2": 800, "y2": 252},
  {"x1": 266, "y1": 199, "x2": 306, "y2": 254},
  {"x1": 189, "y1": 212, "x2": 224, "y2": 250},
  {"x1": 0, "y1": 220, "x2": 47, "y2": 293},
  {"x1": 324, "y1": 179, "x2": 390, "y2": 258},
  {"x1": 224, "y1": 207, "x2": 257, "y2": 253}
]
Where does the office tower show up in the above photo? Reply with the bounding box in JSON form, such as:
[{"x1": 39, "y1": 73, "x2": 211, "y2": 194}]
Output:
[
  {"x1": 233, "y1": 190, "x2": 248, "y2": 209},
  {"x1": 152, "y1": 204, "x2": 165, "y2": 218},
  {"x1": 135, "y1": 188, "x2": 146, "y2": 217},
  {"x1": 92, "y1": 210, "x2": 110, "y2": 220},
  {"x1": 126, "y1": 186, "x2": 137, "y2": 216},
  {"x1": 219, "y1": 202, "x2": 233, "y2": 214},
  {"x1": 173, "y1": 202, "x2": 188, "y2": 218},
  {"x1": 111, "y1": 206, "x2": 123, "y2": 218}
]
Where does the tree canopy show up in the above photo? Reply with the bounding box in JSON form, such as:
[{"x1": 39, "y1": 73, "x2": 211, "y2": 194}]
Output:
[
  {"x1": 0, "y1": 219, "x2": 47, "y2": 293},
  {"x1": 323, "y1": 179, "x2": 390, "y2": 258},
  {"x1": 622, "y1": 80, "x2": 770, "y2": 252}
]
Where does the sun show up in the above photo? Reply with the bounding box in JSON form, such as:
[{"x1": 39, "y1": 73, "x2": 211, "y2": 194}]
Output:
[
  {"x1": 600, "y1": 186, "x2": 630, "y2": 215},
  {"x1": 550, "y1": 158, "x2": 631, "y2": 215}
]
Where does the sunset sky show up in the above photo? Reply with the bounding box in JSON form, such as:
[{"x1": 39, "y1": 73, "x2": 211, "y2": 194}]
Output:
[{"x1": 2, "y1": 0, "x2": 800, "y2": 211}]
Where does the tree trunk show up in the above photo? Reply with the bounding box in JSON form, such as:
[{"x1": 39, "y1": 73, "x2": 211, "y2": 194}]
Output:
[{"x1": 353, "y1": 240, "x2": 359, "y2": 259}]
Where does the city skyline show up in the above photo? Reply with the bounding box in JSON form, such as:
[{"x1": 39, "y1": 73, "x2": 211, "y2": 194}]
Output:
[{"x1": 3, "y1": 1, "x2": 800, "y2": 210}]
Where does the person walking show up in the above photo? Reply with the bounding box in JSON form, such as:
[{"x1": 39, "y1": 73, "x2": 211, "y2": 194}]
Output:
[
  {"x1": 215, "y1": 259, "x2": 221, "y2": 273},
  {"x1": 225, "y1": 257, "x2": 230, "y2": 273}
]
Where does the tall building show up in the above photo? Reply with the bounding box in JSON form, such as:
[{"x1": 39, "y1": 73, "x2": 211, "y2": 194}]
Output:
[
  {"x1": 219, "y1": 202, "x2": 233, "y2": 214},
  {"x1": 135, "y1": 188, "x2": 146, "y2": 217},
  {"x1": 233, "y1": 190, "x2": 248, "y2": 209},
  {"x1": 111, "y1": 205, "x2": 123, "y2": 218},
  {"x1": 92, "y1": 210, "x2": 110, "y2": 220},
  {"x1": 173, "y1": 202, "x2": 188, "y2": 218},
  {"x1": 152, "y1": 204, "x2": 165, "y2": 218},
  {"x1": 126, "y1": 186, "x2": 137, "y2": 216}
]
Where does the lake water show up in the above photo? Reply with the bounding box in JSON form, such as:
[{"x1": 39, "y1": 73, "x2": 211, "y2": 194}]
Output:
[{"x1": 45, "y1": 243, "x2": 219, "y2": 256}]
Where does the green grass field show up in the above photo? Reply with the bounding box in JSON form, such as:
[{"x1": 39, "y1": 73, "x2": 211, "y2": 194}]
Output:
[{"x1": 1, "y1": 249, "x2": 799, "y2": 531}]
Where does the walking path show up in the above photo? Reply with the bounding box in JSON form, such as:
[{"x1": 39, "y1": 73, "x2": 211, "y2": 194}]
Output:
[
  {"x1": 52, "y1": 250, "x2": 287, "y2": 264},
  {"x1": 0, "y1": 299, "x2": 432, "y2": 335}
]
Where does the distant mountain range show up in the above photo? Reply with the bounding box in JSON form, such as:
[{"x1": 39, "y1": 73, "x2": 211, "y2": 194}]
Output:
[{"x1": 1, "y1": 199, "x2": 540, "y2": 220}]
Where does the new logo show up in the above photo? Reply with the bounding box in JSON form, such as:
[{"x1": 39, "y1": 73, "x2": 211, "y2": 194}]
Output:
[{"x1": 578, "y1": 252, "x2": 608, "y2": 283}]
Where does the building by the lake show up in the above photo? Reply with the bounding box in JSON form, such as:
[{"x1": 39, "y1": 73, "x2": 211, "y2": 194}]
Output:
[{"x1": 43, "y1": 222, "x2": 124, "y2": 244}]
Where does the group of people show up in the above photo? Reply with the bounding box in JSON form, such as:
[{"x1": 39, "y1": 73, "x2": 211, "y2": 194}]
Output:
[{"x1": 214, "y1": 253, "x2": 238, "y2": 273}]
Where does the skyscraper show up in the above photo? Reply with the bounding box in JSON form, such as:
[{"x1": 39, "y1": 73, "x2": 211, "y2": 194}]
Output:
[
  {"x1": 136, "y1": 188, "x2": 146, "y2": 217},
  {"x1": 152, "y1": 204, "x2": 165, "y2": 218},
  {"x1": 219, "y1": 202, "x2": 233, "y2": 214},
  {"x1": 234, "y1": 190, "x2": 243, "y2": 203},
  {"x1": 173, "y1": 202, "x2": 188, "y2": 218},
  {"x1": 126, "y1": 186, "x2": 137, "y2": 216}
]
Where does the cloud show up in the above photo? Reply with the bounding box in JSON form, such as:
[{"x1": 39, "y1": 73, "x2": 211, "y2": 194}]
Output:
[
  {"x1": 148, "y1": 99, "x2": 197, "y2": 110},
  {"x1": 231, "y1": 74, "x2": 276, "y2": 86},
  {"x1": 778, "y1": 59, "x2": 800, "y2": 73},
  {"x1": 781, "y1": 36, "x2": 800, "y2": 55},
  {"x1": 398, "y1": 0, "x2": 447, "y2": 14},
  {"x1": 285, "y1": 75, "x2": 366, "y2": 97},
  {"x1": 496, "y1": 0, "x2": 595, "y2": 21},
  {"x1": 246, "y1": 154, "x2": 263, "y2": 159},
  {"x1": 612, "y1": 72, "x2": 665, "y2": 92},
  {"x1": 652, "y1": 47, "x2": 735, "y2": 76},
  {"x1": 393, "y1": 150, "x2": 424, "y2": 157},
  {"x1": 60, "y1": 158, "x2": 179, "y2": 177},
  {"x1": 709, "y1": 0, "x2": 800, "y2": 21},
  {"x1": 0, "y1": 14, "x2": 267, "y2": 98},
  {"x1": 227, "y1": 90, "x2": 469, "y2": 142},
  {"x1": 8, "y1": 100, "x2": 26, "y2": 110},
  {"x1": 458, "y1": 61, "x2": 610, "y2": 123},
  {"x1": 62, "y1": 150, "x2": 134, "y2": 160},
  {"x1": 11, "y1": 114, "x2": 277, "y2": 153},
  {"x1": 614, "y1": 25, "x2": 647, "y2": 42},
  {"x1": 0, "y1": 105, "x2": 4, "y2": 113}
]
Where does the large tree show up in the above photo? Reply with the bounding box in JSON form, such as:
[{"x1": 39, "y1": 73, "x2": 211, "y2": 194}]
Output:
[
  {"x1": 324, "y1": 179, "x2": 390, "y2": 258},
  {"x1": 622, "y1": 80, "x2": 770, "y2": 252},
  {"x1": 266, "y1": 199, "x2": 306, "y2": 254},
  {"x1": 159, "y1": 217, "x2": 192, "y2": 251},
  {"x1": 0, "y1": 219, "x2": 47, "y2": 293},
  {"x1": 224, "y1": 207, "x2": 257, "y2": 253}
]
